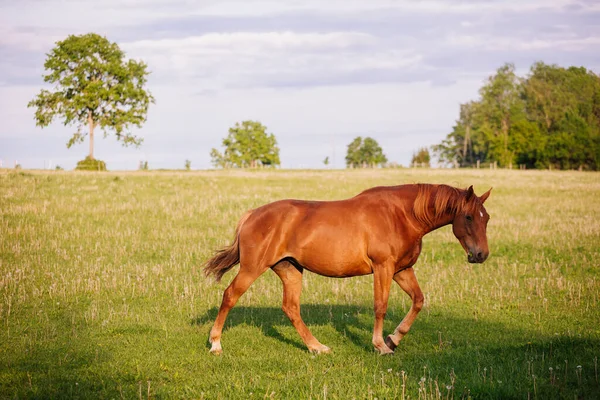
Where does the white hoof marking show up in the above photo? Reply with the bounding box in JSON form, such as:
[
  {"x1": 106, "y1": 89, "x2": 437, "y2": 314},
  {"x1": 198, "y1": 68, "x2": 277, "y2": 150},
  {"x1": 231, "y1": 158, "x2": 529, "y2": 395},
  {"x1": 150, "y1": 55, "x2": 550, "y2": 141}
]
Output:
[{"x1": 209, "y1": 341, "x2": 222, "y2": 355}]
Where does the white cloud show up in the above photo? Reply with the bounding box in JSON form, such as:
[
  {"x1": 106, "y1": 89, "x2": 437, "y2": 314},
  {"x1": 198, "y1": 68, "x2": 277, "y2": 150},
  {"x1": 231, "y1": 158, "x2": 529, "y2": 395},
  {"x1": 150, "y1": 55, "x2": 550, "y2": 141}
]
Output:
[
  {"x1": 122, "y1": 32, "x2": 422, "y2": 89},
  {"x1": 181, "y1": 0, "x2": 581, "y2": 16},
  {"x1": 125, "y1": 31, "x2": 375, "y2": 52},
  {"x1": 447, "y1": 34, "x2": 600, "y2": 52},
  {"x1": 1, "y1": 0, "x2": 589, "y2": 31},
  {"x1": 0, "y1": 26, "x2": 64, "y2": 52}
]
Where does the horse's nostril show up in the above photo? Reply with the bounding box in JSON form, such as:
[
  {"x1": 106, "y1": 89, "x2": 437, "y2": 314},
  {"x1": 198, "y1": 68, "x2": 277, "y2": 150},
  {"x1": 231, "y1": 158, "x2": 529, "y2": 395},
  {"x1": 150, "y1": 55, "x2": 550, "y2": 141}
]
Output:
[{"x1": 477, "y1": 252, "x2": 484, "y2": 260}]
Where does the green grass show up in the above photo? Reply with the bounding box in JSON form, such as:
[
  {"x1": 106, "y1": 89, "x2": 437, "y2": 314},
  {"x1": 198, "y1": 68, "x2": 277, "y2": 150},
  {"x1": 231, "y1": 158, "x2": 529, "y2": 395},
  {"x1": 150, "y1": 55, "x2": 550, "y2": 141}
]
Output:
[{"x1": 1, "y1": 168, "x2": 599, "y2": 399}]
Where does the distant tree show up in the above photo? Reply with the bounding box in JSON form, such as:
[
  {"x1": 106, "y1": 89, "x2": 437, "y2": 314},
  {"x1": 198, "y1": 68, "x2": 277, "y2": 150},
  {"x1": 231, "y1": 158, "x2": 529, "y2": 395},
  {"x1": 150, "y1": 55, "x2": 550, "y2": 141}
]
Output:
[
  {"x1": 323, "y1": 156, "x2": 329, "y2": 167},
  {"x1": 433, "y1": 101, "x2": 489, "y2": 167},
  {"x1": 185, "y1": 159, "x2": 191, "y2": 171},
  {"x1": 345, "y1": 136, "x2": 387, "y2": 168},
  {"x1": 411, "y1": 147, "x2": 431, "y2": 167},
  {"x1": 522, "y1": 63, "x2": 600, "y2": 169},
  {"x1": 210, "y1": 121, "x2": 280, "y2": 168},
  {"x1": 477, "y1": 63, "x2": 524, "y2": 167},
  {"x1": 434, "y1": 61, "x2": 600, "y2": 170},
  {"x1": 27, "y1": 33, "x2": 154, "y2": 162}
]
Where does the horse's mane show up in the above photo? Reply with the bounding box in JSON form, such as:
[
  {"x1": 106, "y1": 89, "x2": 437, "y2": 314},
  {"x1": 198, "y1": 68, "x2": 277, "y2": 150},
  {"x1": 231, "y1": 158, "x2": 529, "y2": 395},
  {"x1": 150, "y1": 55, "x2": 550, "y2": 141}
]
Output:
[{"x1": 413, "y1": 184, "x2": 475, "y2": 227}]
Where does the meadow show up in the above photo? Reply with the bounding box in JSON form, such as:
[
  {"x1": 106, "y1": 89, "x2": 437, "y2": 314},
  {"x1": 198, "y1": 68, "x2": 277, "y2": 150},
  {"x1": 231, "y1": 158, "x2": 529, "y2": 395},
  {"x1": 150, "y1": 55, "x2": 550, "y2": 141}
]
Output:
[{"x1": 0, "y1": 168, "x2": 599, "y2": 399}]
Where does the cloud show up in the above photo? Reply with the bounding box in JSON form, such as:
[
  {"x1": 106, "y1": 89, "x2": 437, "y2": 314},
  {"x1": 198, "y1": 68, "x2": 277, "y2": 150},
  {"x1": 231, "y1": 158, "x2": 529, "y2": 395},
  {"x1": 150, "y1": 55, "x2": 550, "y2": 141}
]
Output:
[
  {"x1": 126, "y1": 31, "x2": 375, "y2": 52},
  {"x1": 446, "y1": 34, "x2": 600, "y2": 52},
  {"x1": 121, "y1": 31, "x2": 424, "y2": 89}
]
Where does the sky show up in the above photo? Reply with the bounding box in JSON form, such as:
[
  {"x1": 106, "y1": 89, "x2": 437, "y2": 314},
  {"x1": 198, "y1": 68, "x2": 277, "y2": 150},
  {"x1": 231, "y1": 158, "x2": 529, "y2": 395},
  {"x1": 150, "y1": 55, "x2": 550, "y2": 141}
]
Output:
[{"x1": 1, "y1": 0, "x2": 599, "y2": 170}]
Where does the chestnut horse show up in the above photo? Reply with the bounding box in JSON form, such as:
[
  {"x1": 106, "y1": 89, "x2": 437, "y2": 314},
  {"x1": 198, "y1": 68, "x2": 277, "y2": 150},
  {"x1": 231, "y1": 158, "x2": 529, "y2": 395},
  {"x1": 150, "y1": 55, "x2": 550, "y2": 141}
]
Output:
[{"x1": 205, "y1": 183, "x2": 491, "y2": 355}]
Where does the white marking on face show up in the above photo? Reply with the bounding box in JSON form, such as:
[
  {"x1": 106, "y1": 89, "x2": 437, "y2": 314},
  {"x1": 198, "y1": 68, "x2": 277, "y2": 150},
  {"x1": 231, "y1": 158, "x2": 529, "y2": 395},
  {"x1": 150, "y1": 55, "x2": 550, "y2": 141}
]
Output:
[{"x1": 479, "y1": 211, "x2": 484, "y2": 218}]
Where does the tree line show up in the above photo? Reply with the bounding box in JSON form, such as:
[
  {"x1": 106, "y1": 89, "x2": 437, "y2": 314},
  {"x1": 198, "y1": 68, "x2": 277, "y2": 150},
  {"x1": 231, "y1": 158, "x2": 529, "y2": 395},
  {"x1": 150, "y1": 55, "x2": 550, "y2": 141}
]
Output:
[
  {"x1": 27, "y1": 33, "x2": 598, "y2": 171},
  {"x1": 433, "y1": 62, "x2": 600, "y2": 170},
  {"x1": 209, "y1": 122, "x2": 392, "y2": 169}
]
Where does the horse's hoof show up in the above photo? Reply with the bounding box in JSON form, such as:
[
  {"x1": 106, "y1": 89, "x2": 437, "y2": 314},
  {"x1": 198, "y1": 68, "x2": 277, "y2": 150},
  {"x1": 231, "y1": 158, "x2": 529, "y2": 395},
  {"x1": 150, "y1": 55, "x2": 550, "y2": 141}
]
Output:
[
  {"x1": 374, "y1": 342, "x2": 394, "y2": 355},
  {"x1": 385, "y1": 335, "x2": 398, "y2": 351},
  {"x1": 309, "y1": 344, "x2": 331, "y2": 355},
  {"x1": 378, "y1": 347, "x2": 394, "y2": 356},
  {"x1": 209, "y1": 341, "x2": 223, "y2": 355}
]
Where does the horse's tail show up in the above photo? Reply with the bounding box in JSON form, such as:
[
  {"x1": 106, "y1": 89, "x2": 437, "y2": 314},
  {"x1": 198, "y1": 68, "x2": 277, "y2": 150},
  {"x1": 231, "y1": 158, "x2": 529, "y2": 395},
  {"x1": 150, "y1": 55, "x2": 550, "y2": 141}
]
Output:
[{"x1": 204, "y1": 210, "x2": 253, "y2": 282}]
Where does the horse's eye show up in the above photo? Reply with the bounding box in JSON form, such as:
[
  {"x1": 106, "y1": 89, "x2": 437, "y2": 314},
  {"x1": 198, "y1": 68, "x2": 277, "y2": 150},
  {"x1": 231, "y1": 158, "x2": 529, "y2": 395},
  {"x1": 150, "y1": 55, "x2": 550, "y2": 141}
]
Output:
[{"x1": 466, "y1": 215, "x2": 473, "y2": 222}]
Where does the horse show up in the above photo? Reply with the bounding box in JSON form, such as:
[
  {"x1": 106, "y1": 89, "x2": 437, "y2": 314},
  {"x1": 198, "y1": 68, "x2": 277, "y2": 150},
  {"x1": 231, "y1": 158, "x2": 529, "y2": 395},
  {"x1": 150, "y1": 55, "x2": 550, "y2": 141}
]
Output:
[{"x1": 204, "y1": 183, "x2": 491, "y2": 355}]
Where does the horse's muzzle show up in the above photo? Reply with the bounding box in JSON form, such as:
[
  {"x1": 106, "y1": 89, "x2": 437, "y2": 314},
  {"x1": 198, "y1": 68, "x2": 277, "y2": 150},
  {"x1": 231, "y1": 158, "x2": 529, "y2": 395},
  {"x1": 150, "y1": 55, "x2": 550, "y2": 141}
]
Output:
[{"x1": 467, "y1": 249, "x2": 488, "y2": 263}]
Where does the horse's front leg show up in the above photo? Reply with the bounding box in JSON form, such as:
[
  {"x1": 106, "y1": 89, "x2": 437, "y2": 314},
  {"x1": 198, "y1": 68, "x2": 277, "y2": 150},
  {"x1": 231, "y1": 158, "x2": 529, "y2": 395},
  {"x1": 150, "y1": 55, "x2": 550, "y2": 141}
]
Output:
[
  {"x1": 385, "y1": 267, "x2": 424, "y2": 351},
  {"x1": 372, "y1": 264, "x2": 395, "y2": 355}
]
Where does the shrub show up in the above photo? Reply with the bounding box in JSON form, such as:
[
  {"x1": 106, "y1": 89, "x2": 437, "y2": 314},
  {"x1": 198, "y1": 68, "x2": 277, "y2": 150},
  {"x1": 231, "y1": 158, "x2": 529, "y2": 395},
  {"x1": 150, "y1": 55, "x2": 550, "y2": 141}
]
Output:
[{"x1": 75, "y1": 157, "x2": 107, "y2": 171}]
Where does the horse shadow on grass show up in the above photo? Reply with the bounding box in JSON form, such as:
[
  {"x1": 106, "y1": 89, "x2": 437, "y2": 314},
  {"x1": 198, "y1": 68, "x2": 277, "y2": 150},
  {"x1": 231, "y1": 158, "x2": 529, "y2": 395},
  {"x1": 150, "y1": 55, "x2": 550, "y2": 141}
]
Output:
[
  {"x1": 192, "y1": 304, "x2": 600, "y2": 366},
  {"x1": 192, "y1": 304, "x2": 600, "y2": 396},
  {"x1": 193, "y1": 304, "x2": 378, "y2": 352}
]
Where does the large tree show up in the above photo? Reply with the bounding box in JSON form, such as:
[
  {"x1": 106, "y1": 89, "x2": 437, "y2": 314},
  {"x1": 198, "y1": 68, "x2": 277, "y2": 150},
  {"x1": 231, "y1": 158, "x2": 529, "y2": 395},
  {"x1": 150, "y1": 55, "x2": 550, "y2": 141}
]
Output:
[
  {"x1": 28, "y1": 33, "x2": 154, "y2": 160},
  {"x1": 477, "y1": 63, "x2": 524, "y2": 167},
  {"x1": 434, "y1": 62, "x2": 600, "y2": 170},
  {"x1": 433, "y1": 101, "x2": 489, "y2": 167},
  {"x1": 345, "y1": 136, "x2": 387, "y2": 168},
  {"x1": 210, "y1": 121, "x2": 280, "y2": 168}
]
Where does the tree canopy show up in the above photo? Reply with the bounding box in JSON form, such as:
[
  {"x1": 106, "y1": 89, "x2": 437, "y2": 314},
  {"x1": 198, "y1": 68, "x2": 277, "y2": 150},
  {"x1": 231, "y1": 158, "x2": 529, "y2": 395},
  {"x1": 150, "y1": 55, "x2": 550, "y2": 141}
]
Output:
[
  {"x1": 345, "y1": 136, "x2": 387, "y2": 168},
  {"x1": 210, "y1": 121, "x2": 280, "y2": 168},
  {"x1": 433, "y1": 62, "x2": 600, "y2": 170},
  {"x1": 411, "y1": 147, "x2": 431, "y2": 167},
  {"x1": 27, "y1": 33, "x2": 154, "y2": 160}
]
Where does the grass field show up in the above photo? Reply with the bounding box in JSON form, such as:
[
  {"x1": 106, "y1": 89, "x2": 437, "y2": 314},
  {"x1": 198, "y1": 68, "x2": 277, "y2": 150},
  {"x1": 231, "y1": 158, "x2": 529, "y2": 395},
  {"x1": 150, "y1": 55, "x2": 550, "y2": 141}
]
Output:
[{"x1": 1, "y1": 168, "x2": 599, "y2": 399}]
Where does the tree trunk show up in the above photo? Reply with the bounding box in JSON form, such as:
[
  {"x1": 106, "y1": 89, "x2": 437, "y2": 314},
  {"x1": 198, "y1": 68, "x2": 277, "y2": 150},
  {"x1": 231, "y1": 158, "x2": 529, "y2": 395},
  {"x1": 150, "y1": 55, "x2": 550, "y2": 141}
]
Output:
[
  {"x1": 463, "y1": 124, "x2": 470, "y2": 165},
  {"x1": 88, "y1": 111, "x2": 95, "y2": 160},
  {"x1": 501, "y1": 117, "x2": 509, "y2": 165}
]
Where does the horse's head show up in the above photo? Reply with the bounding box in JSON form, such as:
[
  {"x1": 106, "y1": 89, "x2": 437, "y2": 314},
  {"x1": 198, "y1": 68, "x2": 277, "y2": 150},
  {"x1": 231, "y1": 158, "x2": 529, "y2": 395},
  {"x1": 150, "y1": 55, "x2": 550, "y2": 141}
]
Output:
[{"x1": 452, "y1": 186, "x2": 492, "y2": 263}]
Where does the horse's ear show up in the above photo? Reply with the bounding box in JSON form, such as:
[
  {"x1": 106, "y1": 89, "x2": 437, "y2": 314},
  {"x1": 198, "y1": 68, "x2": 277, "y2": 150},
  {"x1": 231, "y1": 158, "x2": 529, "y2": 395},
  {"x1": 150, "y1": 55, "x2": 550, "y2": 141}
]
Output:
[
  {"x1": 479, "y1": 187, "x2": 492, "y2": 204},
  {"x1": 466, "y1": 185, "x2": 475, "y2": 201}
]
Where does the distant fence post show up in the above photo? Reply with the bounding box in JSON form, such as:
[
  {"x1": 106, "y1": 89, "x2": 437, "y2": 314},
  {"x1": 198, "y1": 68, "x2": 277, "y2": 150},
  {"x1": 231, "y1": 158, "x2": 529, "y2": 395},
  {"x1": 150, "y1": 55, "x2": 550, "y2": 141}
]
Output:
[{"x1": 477, "y1": 160, "x2": 480, "y2": 169}]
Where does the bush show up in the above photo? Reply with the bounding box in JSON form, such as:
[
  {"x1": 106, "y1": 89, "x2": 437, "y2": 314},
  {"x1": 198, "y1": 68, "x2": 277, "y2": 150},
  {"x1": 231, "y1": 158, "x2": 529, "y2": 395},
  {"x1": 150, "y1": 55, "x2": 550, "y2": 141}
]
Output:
[
  {"x1": 75, "y1": 157, "x2": 107, "y2": 171},
  {"x1": 411, "y1": 147, "x2": 431, "y2": 168}
]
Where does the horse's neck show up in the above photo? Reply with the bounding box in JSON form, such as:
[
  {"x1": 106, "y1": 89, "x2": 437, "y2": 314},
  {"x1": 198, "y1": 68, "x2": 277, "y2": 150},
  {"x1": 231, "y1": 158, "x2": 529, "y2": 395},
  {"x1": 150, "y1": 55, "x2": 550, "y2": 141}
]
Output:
[
  {"x1": 418, "y1": 189, "x2": 458, "y2": 235},
  {"x1": 425, "y1": 212, "x2": 454, "y2": 234}
]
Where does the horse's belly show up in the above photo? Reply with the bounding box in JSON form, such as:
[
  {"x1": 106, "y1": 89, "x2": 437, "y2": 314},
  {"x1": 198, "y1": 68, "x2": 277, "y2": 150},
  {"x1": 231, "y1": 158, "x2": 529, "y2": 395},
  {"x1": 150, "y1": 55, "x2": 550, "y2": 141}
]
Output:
[
  {"x1": 294, "y1": 252, "x2": 373, "y2": 278},
  {"x1": 307, "y1": 264, "x2": 372, "y2": 277},
  {"x1": 284, "y1": 215, "x2": 373, "y2": 277}
]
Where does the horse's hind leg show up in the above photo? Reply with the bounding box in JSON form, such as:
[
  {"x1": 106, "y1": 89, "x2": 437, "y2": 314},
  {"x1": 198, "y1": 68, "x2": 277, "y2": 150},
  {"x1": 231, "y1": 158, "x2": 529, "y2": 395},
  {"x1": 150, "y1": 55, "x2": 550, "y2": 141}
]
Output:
[
  {"x1": 384, "y1": 267, "x2": 424, "y2": 351},
  {"x1": 372, "y1": 264, "x2": 395, "y2": 355},
  {"x1": 209, "y1": 265, "x2": 266, "y2": 354},
  {"x1": 272, "y1": 261, "x2": 331, "y2": 354}
]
